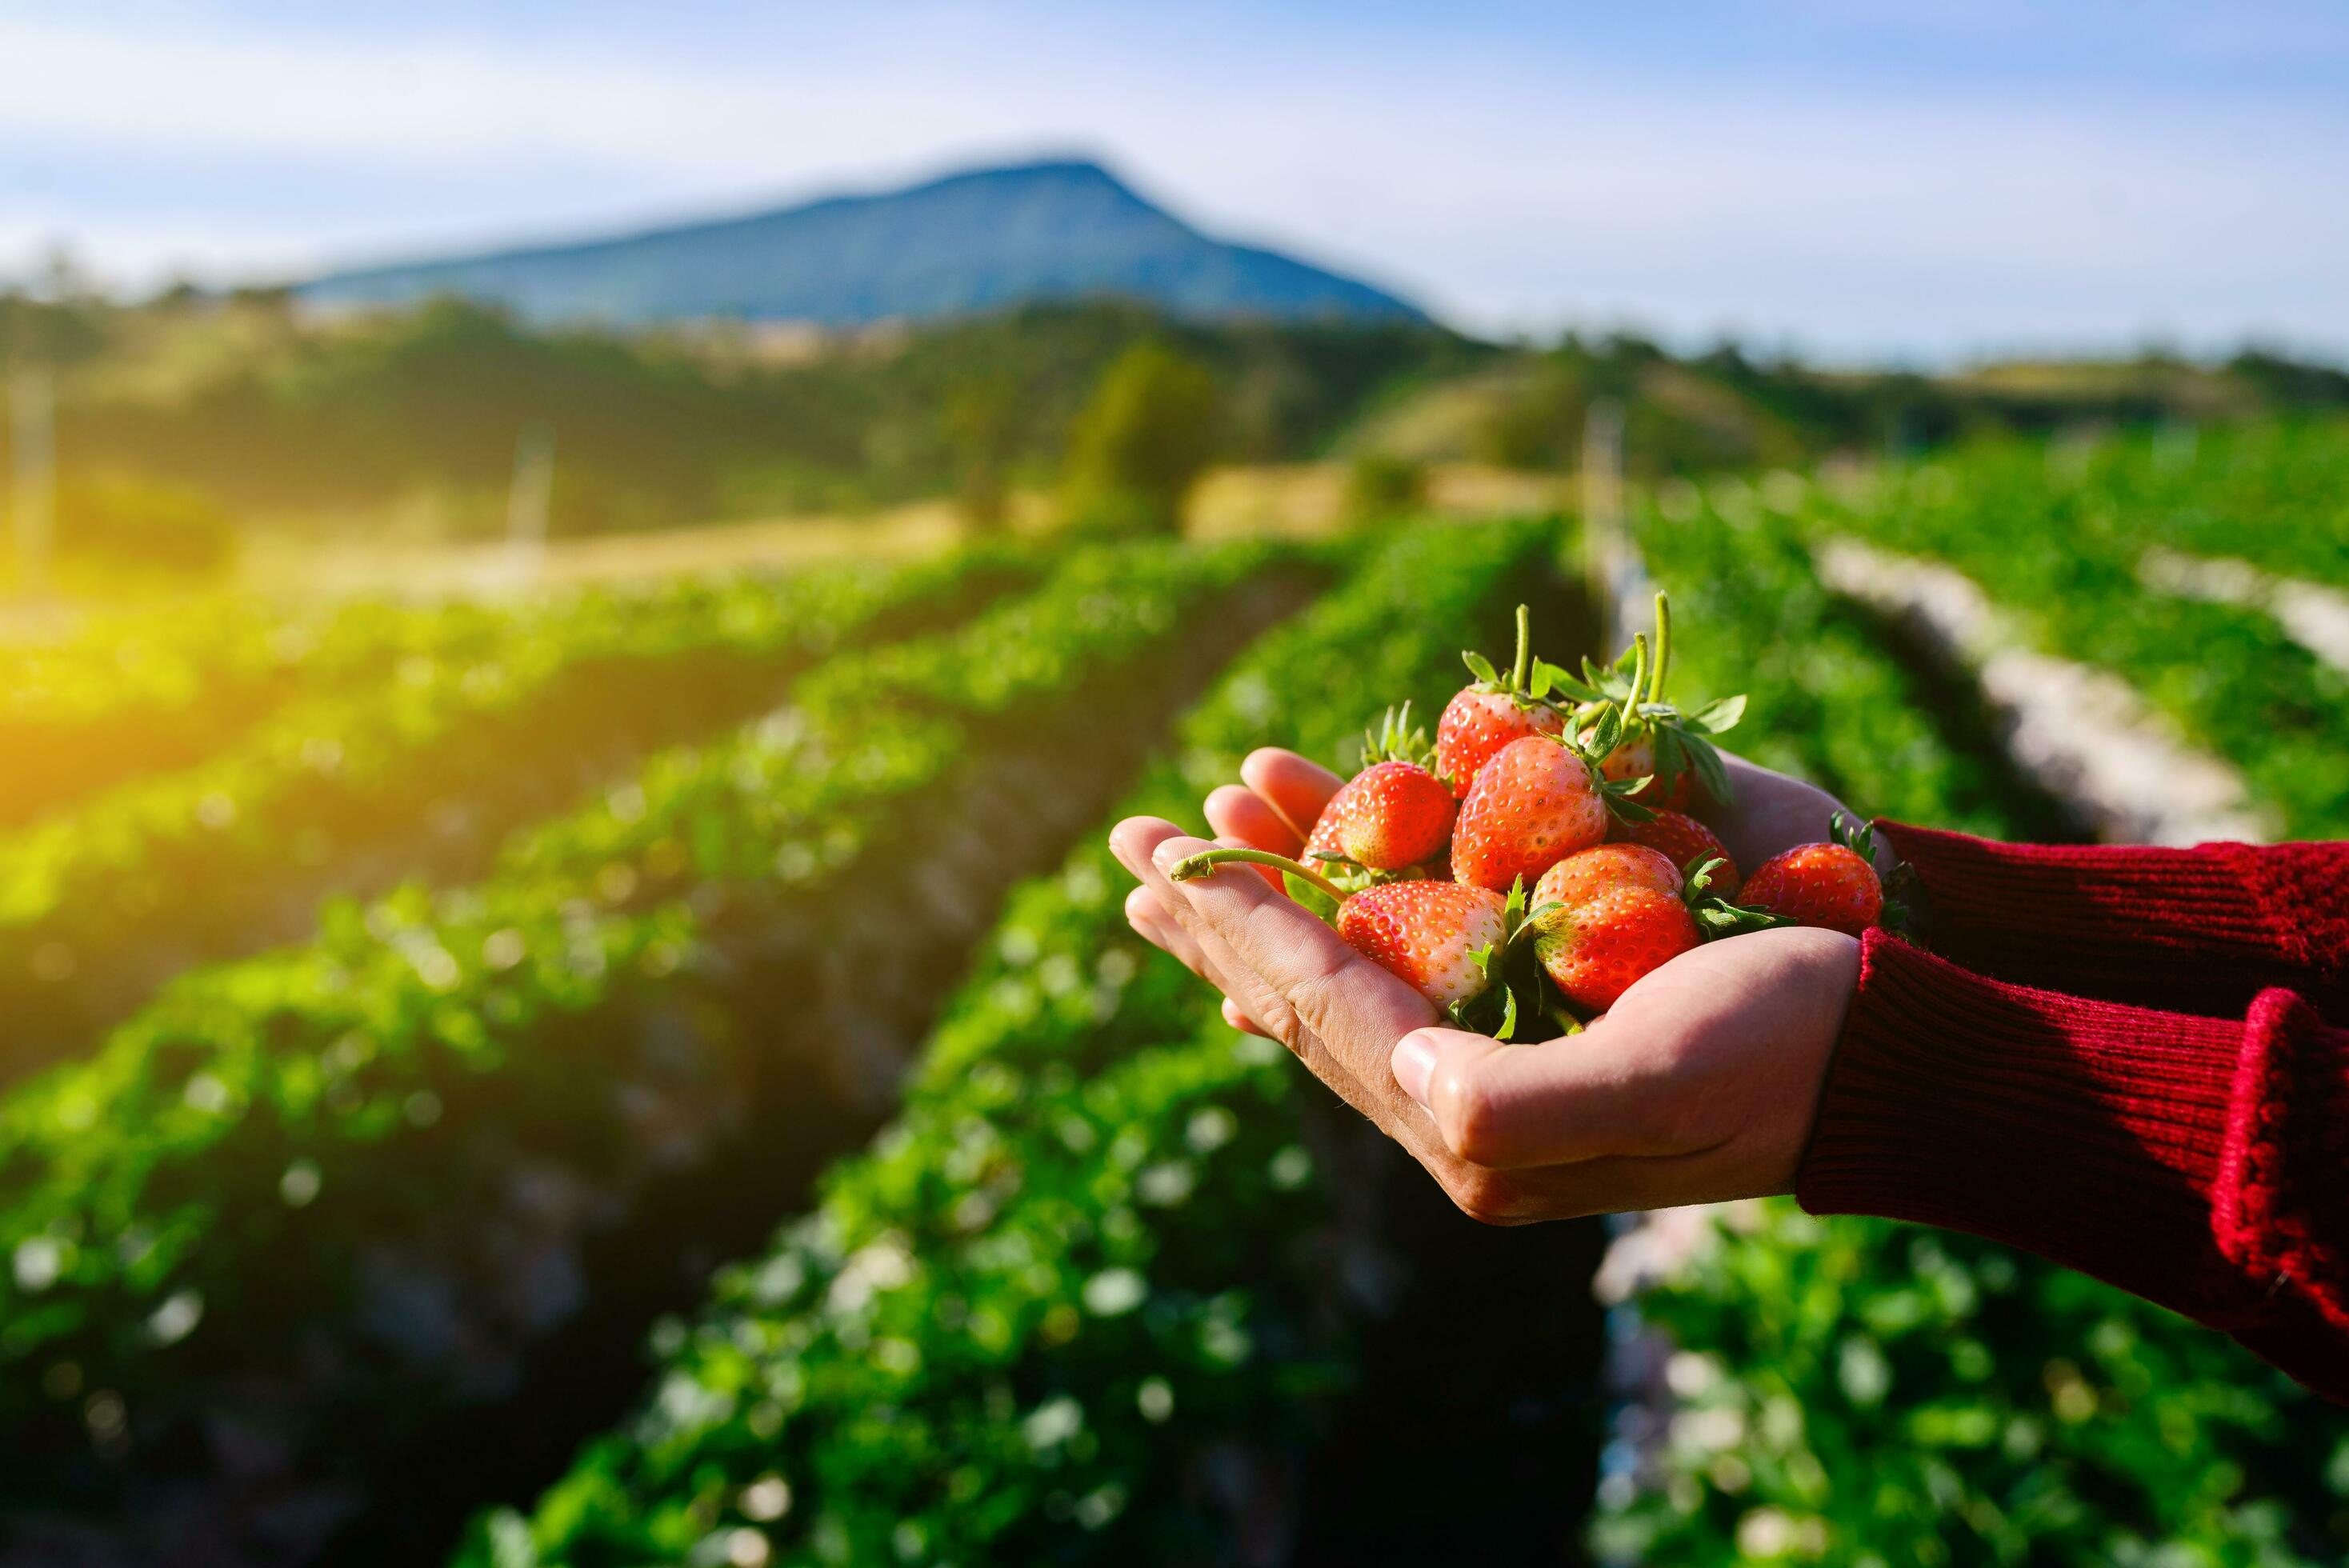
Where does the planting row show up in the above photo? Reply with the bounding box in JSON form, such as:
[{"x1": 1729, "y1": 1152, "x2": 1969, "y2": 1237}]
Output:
[
  {"x1": 1804, "y1": 428, "x2": 2349, "y2": 838},
  {"x1": 4, "y1": 589, "x2": 600, "y2": 829},
  {"x1": 459, "y1": 518, "x2": 1580, "y2": 1566},
  {"x1": 1599, "y1": 490, "x2": 2348, "y2": 1565},
  {"x1": 0, "y1": 547, "x2": 1034, "y2": 1081},
  {"x1": 0, "y1": 537, "x2": 1308, "y2": 1565}
]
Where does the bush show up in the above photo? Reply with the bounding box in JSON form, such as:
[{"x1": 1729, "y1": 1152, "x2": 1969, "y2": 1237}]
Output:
[{"x1": 1062, "y1": 342, "x2": 1221, "y2": 533}]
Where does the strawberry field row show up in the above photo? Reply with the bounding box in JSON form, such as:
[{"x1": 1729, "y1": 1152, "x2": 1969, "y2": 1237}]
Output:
[
  {"x1": 1602, "y1": 489, "x2": 2347, "y2": 1564},
  {"x1": 0, "y1": 548, "x2": 1033, "y2": 1082},
  {"x1": 0, "y1": 537, "x2": 1311, "y2": 1564},
  {"x1": 458, "y1": 518, "x2": 1579, "y2": 1567},
  {"x1": 1803, "y1": 430, "x2": 2349, "y2": 838},
  {"x1": 3, "y1": 586, "x2": 706, "y2": 830}
]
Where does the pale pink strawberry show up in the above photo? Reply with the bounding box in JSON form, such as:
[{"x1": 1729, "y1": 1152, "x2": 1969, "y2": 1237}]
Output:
[{"x1": 1335, "y1": 880, "x2": 1507, "y2": 1009}]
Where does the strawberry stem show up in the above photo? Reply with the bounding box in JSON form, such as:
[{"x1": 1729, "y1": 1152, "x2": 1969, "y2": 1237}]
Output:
[
  {"x1": 1166, "y1": 846, "x2": 1351, "y2": 903},
  {"x1": 1650, "y1": 591, "x2": 1672, "y2": 709},
  {"x1": 1510, "y1": 602, "x2": 1531, "y2": 693},
  {"x1": 1624, "y1": 634, "x2": 1650, "y2": 732}
]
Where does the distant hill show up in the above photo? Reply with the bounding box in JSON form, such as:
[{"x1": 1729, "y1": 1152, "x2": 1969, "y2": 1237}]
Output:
[{"x1": 296, "y1": 159, "x2": 1428, "y2": 329}]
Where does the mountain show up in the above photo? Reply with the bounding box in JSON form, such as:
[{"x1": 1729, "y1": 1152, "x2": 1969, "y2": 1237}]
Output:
[{"x1": 296, "y1": 159, "x2": 1427, "y2": 329}]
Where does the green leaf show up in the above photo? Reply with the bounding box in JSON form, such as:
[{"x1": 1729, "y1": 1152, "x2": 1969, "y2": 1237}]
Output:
[
  {"x1": 1536, "y1": 660, "x2": 1603, "y2": 702},
  {"x1": 1683, "y1": 693, "x2": 1747, "y2": 734},
  {"x1": 1283, "y1": 872, "x2": 1343, "y2": 922},
  {"x1": 1462, "y1": 650, "x2": 1501, "y2": 686},
  {"x1": 1681, "y1": 730, "x2": 1734, "y2": 805},
  {"x1": 1584, "y1": 703, "x2": 1624, "y2": 759},
  {"x1": 1494, "y1": 982, "x2": 1520, "y2": 1042}
]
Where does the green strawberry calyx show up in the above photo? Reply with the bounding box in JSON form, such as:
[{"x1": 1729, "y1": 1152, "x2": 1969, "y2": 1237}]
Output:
[
  {"x1": 1449, "y1": 875, "x2": 1555, "y2": 1042},
  {"x1": 1680, "y1": 855, "x2": 1794, "y2": 939},
  {"x1": 1459, "y1": 604, "x2": 1567, "y2": 720},
  {"x1": 1829, "y1": 810, "x2": 1926, "y2": 939},
  {"x1": 1356, "y1": 699, "x2": 1443, "y2": 777},
  {"x1": 1555, "y1": 689, "x2": 1659, "y2": 826},
  {"x1": 1544, "y1": 591, "x2": 1747, "y2": 807}
]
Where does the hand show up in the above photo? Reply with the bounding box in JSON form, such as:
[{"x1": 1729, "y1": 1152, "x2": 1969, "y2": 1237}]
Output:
[{"x1": 1109, "y1": 748, "x2": 1862, "y2": 1222}]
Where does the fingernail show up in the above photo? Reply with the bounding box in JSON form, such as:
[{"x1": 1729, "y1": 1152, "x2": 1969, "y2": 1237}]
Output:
[
  {"x1": 1391, "y1": 1030, "x2": 1439, "y2": 1109},
  {"x1": 1150, "y1": 839, "x2": 1191, "y2": 874}
]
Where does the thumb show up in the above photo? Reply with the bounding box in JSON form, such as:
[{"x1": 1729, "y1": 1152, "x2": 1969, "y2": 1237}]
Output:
[{"x1": 1388, "y1": 1026, "x2": 1506, "y2": 1114}]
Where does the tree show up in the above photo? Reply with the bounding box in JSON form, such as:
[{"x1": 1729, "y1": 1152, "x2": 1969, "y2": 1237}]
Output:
[{"x1": 1061, "y1": 340, "x2": 1220, "y2": 533}]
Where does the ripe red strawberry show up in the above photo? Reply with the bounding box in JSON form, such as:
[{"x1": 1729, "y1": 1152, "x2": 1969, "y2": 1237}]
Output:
[
  {"x1": 1450, "y1": 734, "x2": 1608, "y2": 892},
  {"x1": 1610, "y1": 808, "x2": 1740, "y2": 897},
  {"x1": 1438, "y1": 692, "x2": 1565, "y2": 799},
  {"x1": 1335, "y1": 761, "x2": 1455, "y2": 870},
  {"x1": 1335, "y1": 880, "x2": 1509, "y2": 1008},
  {"x1": 1435, "y1": 605, "x2": 1567, "y2": 798},
  {"x1": 1538, "y1": 842, "x2": 1681, "y2": 907},
  {"x1": 1532, "y1": 885, "x2": 1701, "y2": 1010},
  {"x1": 1741, "y1": 818, "x2": 1884, "y2": 936}
]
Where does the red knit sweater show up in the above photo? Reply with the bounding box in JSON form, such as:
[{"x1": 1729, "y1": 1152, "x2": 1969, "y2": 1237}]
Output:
[{"x1": 1795, "y1": 822, "x2": 2349, "y2": 1402}]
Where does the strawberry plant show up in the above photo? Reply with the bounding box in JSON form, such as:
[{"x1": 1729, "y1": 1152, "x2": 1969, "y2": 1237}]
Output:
[
  {"x1": 455, "y1": 520, "x2": 1564, "y2": 1567},
  {"x1": 0, "y1": 548, "x2": 1037, "y2": 1081},
  {"x1": 0, "y1": 538, "x2": 1297, "y2": 1550}
]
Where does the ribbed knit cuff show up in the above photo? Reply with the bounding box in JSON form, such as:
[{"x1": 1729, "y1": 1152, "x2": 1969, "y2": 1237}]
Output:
[
  {"x1": 1875, "y1": 822, "x2": 2348, "y2": 1016},
  {"x1": 2215, "y1": 990, "x2": 2349, "y2": 1334},
  {"x1": 1798, "y1": 930, "x2": 2255, "y2": 1323}
]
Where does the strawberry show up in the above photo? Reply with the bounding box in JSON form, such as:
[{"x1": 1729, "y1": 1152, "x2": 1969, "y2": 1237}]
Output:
[
  {"x1": 1303, "y1": 704, "x2": 1455, "y2": 877},
  {"x1": 1610, "y1": 808, "x2": 1740, "y2": 898},
  {"x1": 1335, "y1": 761, "x2": 1456, "y2": 870},
  {"x1": 1552, "y1": 593, "x2": 1743, "y2": 809},
  {"x1": 1334, "y1": 880, "x2": 1509, "y2": 1009},
  {"x1": 1435, "y1": 605, "x2": 1567, "y2": 797},
  {"x1": 1740, "y1": 814, "x2": 1884, "y2": 936},
  {"x1": 1533, "y1": 884, "x2": 1701, "y2": 1011},
  {"x1": 1166, "y1": 848, "x2": 1527, "y2": 1016},
  {"x1": 1448, "y1": 734, "x2": 1610, "y2": 892},
  {"x1": 1537, "y1": 842, "x2": 1682, "y2": 906}
]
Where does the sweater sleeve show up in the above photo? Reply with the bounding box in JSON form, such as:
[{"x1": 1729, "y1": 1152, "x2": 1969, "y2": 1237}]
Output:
[
  {"x1": 1871, "y1": 822, "x2": 2349, "y2": 1017},
  {"x1": 1798, "y1": 930, "x2": 2349, "y2": 1403}
]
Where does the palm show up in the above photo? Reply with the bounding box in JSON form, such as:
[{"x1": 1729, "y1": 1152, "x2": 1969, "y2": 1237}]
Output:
[{"x1": 1110, "y1": 746, "x2": 1862, "y2": 1222}]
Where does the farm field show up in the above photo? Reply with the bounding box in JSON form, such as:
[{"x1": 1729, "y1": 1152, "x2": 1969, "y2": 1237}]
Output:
[{"x1": 2, "y1": 417, "x2": 2347, "y2": 1566}]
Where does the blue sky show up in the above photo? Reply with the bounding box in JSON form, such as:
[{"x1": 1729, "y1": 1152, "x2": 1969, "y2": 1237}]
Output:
[{"x1": 8, "y1": 0, "x2": 2348, "y2": 361}]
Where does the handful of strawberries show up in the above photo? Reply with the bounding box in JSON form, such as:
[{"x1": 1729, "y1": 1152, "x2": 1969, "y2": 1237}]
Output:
[{"x1": 1171, "y1": 595, "x2": 1893, "y2": 1038}]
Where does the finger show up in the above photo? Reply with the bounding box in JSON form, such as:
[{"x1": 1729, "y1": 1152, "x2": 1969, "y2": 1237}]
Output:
[
  {"x1": 1121, "y1": 818, "x2": 1390, "y2": 1114},
  {"x1": 1222, "y1": 996, "x2": 1271, "y2": 1037},
  {"x1": 1391, "y1": 1023, "x2": 1688, "y2": 1170},
  {"x1": 1127, "y1": 882, "x2": 1274, "y2": 1040},
  {"x1": 1145, "y1": 831, "x2": 1434, "y2": 1102},
  {"x1": 1204, "y1": 785, "x2": 1303, "y2": 856},
  {"x1": 1125, "y1": 885, "x2": 1218, "y2": 981},
  {"x1": 1239, "y1": 748, "x2": 1343, "y2": 843}
]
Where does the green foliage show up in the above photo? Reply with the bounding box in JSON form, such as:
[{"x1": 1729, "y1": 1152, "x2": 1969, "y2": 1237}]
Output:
[
  {"x1": 461, "y1": 519, "x2": 1560, "y2": 1566},
  {"x1": 1815, "y1": 423, "x2": 2349, "y2": 838},
  {"x1": 1062, "y1": 341, "x2": 1223, "y2": 533},
  {"x1": 0, "y1": 548, "x2": 1033, "y2": 1077},
  {"x1": 1607, "y1": 466, "x2": 2349, "y2": 1565},
  {"x1": 0, "y1": 538, "x2": 1280, "y2": 1506}
]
